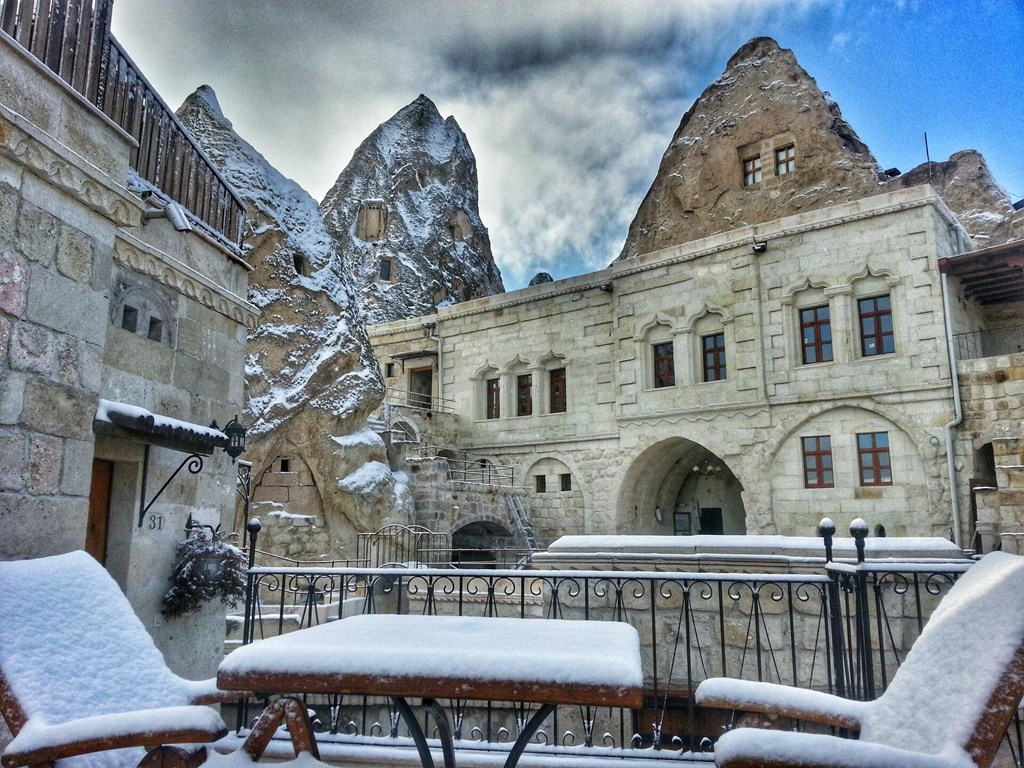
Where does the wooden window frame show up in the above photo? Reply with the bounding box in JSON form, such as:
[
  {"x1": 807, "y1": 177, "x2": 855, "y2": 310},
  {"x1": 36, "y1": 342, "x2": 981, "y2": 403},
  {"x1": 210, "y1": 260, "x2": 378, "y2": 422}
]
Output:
[
  {"x1": 858, "y1": 295, "x2": 895, "y2": 357},
  {"x1": 775, "y1": 144, "x2": 795, "y2": 176},
  {"x1": 653, "y1": 341, "x2": 675, "y2": 388},
  {"x1": 800, "y1": 305, "x2": 833, "y2": 364},
  {"x1": 702, "y1": 332, "x2": 727, "y2": 382},
  {"x1": 802, "y1": 436, "x2": 834, "y2": 488},
  {"x1": 743, "y1": 155, "x2": 762, "y2": 186},
  {"x1": 516, "y1": 374, "x2": 533, "y2": 417},
  {"x1": 548, "y1": 367, "x2": 567, "y2": 413},
  {"x1": 485, "y1": 378, "x2": 500, "y2": 420},
  {"x1": 857, "y1": 432, "x2": 892, "y2": 486}
]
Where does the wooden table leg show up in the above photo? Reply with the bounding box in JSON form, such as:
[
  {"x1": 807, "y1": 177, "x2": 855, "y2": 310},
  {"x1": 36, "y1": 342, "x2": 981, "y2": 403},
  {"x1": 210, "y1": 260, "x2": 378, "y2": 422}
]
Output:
[{"x1": 241, "y1": 696, "x2": 320, "y2": 761}]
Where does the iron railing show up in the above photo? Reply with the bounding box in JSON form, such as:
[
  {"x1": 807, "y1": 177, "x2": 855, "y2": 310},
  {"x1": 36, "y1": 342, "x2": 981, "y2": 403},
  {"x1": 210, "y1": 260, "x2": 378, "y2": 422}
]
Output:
[
  {"x1": 1, "y1": 0, "x2": 245, "y2": 244},
  {"x1": 953, "y1": 324, "x2": 1024, "y2": 361},
  {"x1": 231, "y1": 531, "x2": 988, "y2": 762}
]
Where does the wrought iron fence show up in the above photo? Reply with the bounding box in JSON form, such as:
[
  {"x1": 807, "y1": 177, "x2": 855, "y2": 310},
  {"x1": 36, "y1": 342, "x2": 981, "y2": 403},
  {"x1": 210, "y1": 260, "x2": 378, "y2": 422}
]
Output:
[{"x1": 230, "y1": 542, "x2": 984, "y2": 762}]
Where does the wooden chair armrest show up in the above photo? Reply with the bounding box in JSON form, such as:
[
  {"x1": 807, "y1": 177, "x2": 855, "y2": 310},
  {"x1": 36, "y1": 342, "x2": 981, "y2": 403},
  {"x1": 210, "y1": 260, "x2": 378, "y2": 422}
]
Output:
[
  {"x1": 695, "y1": 678, "x2": 867, "y2": 731},
  {"x1": 181, "y1": 678, "x2": 250, "y2": 705},
  {"x1": 190, "y1": 689, "x2": 251, "y2": 706},
  {"x1": 1, "y1": 706, "x2": 226, "y2": 768},
  {"x1": 713, "y1": 727, "x2": 965, "y2": 768}
]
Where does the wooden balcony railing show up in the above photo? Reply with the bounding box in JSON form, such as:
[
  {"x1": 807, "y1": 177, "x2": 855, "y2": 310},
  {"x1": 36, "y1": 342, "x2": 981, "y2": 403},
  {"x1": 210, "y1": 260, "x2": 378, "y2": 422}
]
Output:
[{"x1": 1, "y1": 0, "x2": 245, "y2": 245}]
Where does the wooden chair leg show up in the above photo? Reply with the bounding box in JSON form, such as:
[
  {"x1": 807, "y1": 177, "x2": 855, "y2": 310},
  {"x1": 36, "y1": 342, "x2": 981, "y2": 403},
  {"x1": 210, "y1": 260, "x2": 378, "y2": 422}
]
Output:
[
  {"x1": 241, "y1": 696, "x2": 320, "y2": 761},
  {"x1": 137, "y1": 746, "x2": 207, "y2": 768}
]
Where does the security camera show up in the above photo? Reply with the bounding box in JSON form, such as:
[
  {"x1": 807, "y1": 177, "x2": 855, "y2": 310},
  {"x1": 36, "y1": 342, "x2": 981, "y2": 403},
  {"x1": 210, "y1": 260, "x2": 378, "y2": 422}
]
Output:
[
  {"x1": 164, "y1": 202, "x2": 193, "y2": 233},
  {"x1": 139, "y1": 189, "x2": 153, "y2": 201}
]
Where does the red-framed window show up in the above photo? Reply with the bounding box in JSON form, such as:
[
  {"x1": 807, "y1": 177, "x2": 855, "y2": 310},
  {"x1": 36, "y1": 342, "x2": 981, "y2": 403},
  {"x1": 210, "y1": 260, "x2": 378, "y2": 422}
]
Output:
[
  {"x1": 859, "y1": 295, "x2": 895, "y2": 356},
  {"x1": 485, "y1": 378, "x2": 500, "y2": 420},
  {"x1": 702, "y1": 332, "x2": 727, "y2": 382},
  {"x1": 801, "y1": 435, "x2": 834, "y2": 488},
  {"x1": 653, "y1": 342, "x2": 675, "y2": 388},
  {"x1": 800, "y1": 305, "x2": 833, "y2": 364},
  {"x1": 549, "y1": 368, "x2": 566, "y2": 413},
  {"x1": 516, "y1": 374, "x2": 532, "y2": 416},
  {"x1": 857, "y1": 432, "x2": 892, "y2": 486}
]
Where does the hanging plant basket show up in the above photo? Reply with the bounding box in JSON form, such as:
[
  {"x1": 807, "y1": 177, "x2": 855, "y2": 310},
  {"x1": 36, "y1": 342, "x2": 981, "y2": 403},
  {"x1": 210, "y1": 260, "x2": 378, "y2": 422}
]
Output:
[{"x1": 161, "y1": 522, "x2": 247, "y2": 618}]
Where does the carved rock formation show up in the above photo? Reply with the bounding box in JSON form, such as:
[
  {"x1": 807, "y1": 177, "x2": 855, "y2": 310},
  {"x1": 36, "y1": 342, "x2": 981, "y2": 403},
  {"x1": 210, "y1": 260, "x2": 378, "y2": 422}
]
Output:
[
  {"x1": 617, "y1": 37, "x2": 885, "y2": 260},
  {"x1": 177, "y1": 86, "x2": 405, "y2": 555},
  {"x1": 320, "y1": 94, "x2": 504, "y2": 324},
  {"x1": 618, "y1": 37, "x2": 1022, "y2": 261},
  {"x1": 895, "y1": 150, "x2": 1023, "y2": 246}
]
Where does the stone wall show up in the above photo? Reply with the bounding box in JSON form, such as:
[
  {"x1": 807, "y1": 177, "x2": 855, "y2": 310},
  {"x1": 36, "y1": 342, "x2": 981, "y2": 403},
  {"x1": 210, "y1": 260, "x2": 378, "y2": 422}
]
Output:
[
  {"x1": 958, "y1": 353, "x2": 1024, "y2": 551},
  {"x1": 371, "y1": 186, "x2": 967, "y2": 543},
  {"x1": 0, "y1": 34, "x2": 255, "y2": 679}
]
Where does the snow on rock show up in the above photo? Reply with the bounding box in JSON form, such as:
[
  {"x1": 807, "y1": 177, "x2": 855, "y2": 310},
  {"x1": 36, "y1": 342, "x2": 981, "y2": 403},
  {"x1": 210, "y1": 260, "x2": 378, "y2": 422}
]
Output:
[
  {"x1": 338, "y1": 460, "x2": 394, "y2": 497},
  {"x1": 320, "y1": 94, "x2": 504, "y2": 324},
  {"x1": 893, "y1": 149, "x2": 1023, "y2": 245},
  {"x1": 176, "y1": 85, "x2": 383, "y2": 439},
  {"x1": 177, "y1": 86, "x2": 396, "y2": 551}
]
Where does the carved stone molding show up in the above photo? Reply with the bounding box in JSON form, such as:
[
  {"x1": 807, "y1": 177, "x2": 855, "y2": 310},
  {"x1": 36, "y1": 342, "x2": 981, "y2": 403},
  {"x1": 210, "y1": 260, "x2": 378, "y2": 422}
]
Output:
[
  {"x1": 115, "y1": 235, "x2": 258, "y2": 330},
  {"x1": 0, "y1": 113, "x2": 141, "y2": 227}
]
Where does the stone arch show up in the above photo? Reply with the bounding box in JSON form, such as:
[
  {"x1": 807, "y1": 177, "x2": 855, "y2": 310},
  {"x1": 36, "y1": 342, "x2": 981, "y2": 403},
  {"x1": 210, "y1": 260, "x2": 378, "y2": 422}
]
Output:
[
  {"x1": 616, "y1": 438, "x2": 745, "y2": 536},
  {"x1": 757, "y1": 402, "x2": 946, "y2": 538},
  {"x1": 781, "y1": 276, "x2": 833, "y2": 303},
  {"x1": 681, "y1": 302, "x2": 733, "y2": 332},
  {"x1": 632, "y1": 312, "x2": 680, "y2": 342},
  {"x1": 524, "y1": 456, "x2": 585, "y2": 540},
  {"x1": 451, "y1": 518, "x2": 517, "y2": 565},
  {"x1": 843, "y1": 264, "x2": 901, "y2": 289}
]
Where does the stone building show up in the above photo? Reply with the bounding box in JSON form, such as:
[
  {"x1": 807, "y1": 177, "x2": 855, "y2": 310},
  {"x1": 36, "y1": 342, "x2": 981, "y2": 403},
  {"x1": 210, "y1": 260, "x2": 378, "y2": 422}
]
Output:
[
  {"x1": 369, "y1": 39, "x2": 1024, "y2": 553},
  {"x1": 0, "y1": 7, "x2": 255, "y2": 678}
]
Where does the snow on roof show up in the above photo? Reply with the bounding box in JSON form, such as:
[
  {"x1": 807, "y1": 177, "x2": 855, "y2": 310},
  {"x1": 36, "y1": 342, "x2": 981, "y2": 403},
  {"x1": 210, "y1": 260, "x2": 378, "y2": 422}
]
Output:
[
  {"x1": 546, "y1": 534, "x2": 965, "y2": 560},
  {"x1": 95, "y1": 399, "x2": 228, "y2": 454}
]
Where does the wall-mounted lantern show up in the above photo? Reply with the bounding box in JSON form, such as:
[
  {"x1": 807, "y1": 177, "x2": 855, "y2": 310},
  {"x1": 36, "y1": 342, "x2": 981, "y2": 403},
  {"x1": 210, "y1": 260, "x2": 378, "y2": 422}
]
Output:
[{"x1": 222, "y1": 415, "x2": 246, "y2": 463}]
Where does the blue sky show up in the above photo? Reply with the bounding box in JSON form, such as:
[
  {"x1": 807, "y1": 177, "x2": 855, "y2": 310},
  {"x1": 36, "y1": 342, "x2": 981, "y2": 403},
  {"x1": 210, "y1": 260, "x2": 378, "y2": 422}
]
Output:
[{"x1": 113, "y1": 1, "x2": 1023, "y2": 290}]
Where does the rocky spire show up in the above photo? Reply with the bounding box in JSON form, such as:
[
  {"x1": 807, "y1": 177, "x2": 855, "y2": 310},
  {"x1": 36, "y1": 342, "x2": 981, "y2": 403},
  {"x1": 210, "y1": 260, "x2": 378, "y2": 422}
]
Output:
[
  {"x1": 320, "y1": 94, "x2": 504, "y2": 324},
  {"x1": 177, "y1": 86, "x2": 400, "y2": 545},
  {"x1": 895, "y1": 150, "x2": 1023, "y2": 246},
  {"x1": 616, "y1": 37, "x2": 885, "y2": 260}
]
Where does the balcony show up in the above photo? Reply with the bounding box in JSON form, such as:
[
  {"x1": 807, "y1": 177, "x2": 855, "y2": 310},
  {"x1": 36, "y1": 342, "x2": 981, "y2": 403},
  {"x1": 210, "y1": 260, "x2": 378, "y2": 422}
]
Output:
[{"x1": 1, "y1": 0, "x2": 245, "y2": 245}]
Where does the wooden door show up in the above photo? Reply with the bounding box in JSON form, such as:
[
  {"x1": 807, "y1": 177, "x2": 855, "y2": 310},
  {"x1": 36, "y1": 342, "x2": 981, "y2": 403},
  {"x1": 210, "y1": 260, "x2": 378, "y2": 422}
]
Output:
[{"x1": 86, "y1": 459, "x2": 114, "y2": 563}]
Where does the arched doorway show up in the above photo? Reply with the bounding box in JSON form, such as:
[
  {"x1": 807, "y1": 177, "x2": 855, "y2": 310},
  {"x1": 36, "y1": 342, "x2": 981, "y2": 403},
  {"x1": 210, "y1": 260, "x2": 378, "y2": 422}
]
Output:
[
  {"x1": 451, "y1": 520, "x2": 517, "y2": 566},
  {"x1": 617, "y1": 438, "x2": 745, "y2": 535}
]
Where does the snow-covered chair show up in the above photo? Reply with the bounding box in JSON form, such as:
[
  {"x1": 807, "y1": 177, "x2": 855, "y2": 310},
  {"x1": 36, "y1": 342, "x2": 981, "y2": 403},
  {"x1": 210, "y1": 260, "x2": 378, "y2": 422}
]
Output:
[
  {"x1": 695, "y1": 551, "x2": 1024, "y2": 768},
  {"x1": 0, "y1": 551, "x2": 235, "y2": 768}
]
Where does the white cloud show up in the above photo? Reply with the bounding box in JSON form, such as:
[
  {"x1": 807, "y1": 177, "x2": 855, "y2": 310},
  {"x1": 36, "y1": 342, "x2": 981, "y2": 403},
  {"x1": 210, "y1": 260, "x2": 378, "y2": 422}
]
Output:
[{"x1": 112, "y1": 0, "x2": 836, "y2": 288}]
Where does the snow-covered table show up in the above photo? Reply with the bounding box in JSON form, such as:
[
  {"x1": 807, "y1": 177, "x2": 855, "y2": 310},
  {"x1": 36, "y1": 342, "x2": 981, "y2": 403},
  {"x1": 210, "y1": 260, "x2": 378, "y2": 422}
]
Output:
[{"x1": 218, "y1": 613, "x2": 644, "y2": 768}]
